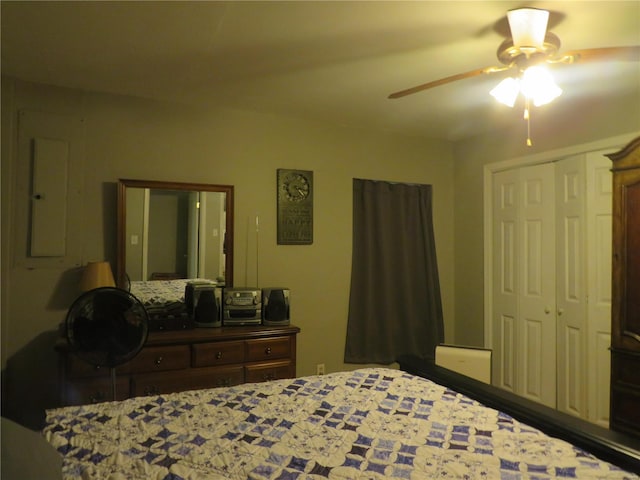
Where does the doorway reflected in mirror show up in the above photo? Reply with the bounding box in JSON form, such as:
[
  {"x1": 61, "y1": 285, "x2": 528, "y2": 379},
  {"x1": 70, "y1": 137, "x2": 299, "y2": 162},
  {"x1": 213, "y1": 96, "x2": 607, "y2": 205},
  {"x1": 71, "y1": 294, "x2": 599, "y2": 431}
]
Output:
[{"x1": 117, "y1": 179, "x2": 234, "y2": 288}]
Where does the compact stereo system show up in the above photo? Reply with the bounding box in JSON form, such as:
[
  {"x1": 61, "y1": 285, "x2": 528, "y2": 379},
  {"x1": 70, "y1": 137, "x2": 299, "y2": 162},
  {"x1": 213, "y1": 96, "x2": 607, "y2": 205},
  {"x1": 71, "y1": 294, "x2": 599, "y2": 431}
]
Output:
[
  {"x1": 223, "y1": 288, "x2": 262, "y2": 326},
  {"x1": 186, "y1": 282, "x2": 290, "y2": 327}
]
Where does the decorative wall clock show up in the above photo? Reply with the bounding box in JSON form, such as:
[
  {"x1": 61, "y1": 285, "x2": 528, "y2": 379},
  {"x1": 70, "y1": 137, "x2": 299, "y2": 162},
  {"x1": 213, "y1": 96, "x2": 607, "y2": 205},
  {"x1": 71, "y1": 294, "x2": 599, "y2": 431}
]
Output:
[{"x1": 277, "y1": 169, "x2": 313, "y2": 244}]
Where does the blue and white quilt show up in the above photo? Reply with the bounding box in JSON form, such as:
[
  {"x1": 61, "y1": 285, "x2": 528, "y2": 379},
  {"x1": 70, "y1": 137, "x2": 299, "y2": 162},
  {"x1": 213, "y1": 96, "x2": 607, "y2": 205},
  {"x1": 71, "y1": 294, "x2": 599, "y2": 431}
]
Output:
[
  {"x1": 43, "y1": 368, "x2": 638, "y2": 479},
  {"x1": 129, "y1": 279, "x2": 213, "y2": 318},
  {"x1": 130, "y1": 279, "x2": 194, "y2": 308}
]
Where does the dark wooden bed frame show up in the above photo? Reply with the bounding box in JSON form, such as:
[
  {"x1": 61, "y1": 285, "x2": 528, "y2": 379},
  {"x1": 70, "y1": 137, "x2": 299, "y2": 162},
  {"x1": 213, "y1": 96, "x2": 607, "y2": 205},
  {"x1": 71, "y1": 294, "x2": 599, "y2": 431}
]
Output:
[{"x1": 397, "y1": 354, "x2": 640, "y2": 474}]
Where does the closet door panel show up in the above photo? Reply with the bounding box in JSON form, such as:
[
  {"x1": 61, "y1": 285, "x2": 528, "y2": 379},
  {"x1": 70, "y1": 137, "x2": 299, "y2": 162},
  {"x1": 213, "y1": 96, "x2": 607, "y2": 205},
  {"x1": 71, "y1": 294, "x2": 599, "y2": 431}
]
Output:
[
  {"x1": 492, "y1": 169, "x2": 519, "y2": 394},
  {"x1": 499, "y1": 314, "x2": 516, "y2": 391},
  {"x1": 518, "y1": 163, "x2": 556, "y2": 408},
  {"x1": 586, "y1": 152, "x2": 613, "y2": 426},
  {"x1": 555, "y1": 156, "x2": 587, "y2": 418},
  {"x1": 522, "y1": 316, "x2": 543, "y2": 399},
  {"x1": 560, "y1": 325, "x2": 583, "y2": 415}
]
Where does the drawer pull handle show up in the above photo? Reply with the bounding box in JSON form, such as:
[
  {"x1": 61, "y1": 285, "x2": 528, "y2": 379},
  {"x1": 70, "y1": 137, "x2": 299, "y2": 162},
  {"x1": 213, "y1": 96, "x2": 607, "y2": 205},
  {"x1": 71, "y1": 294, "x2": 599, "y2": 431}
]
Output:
[
  {"x1": 90, "y1": 392, "x2": 106, "y2": 403},
  {"x1": 144, "y1": 386, "x2": 160, "y2": 396},
  {"x1": 263, "y1": 373, "x2": 275, "y2": 381},
  {"x1": 216, "y1": 378, "x2": 231, "y2": 387},
  {"x1": 155, "y1": 356, "x2": 163, "y2": 366},
  {"x1": 265, "y1": 347, "x2": 272, "y2": 355},
  {"x1": 216, "y1": 352, "x2": 223, "y2": 360}
]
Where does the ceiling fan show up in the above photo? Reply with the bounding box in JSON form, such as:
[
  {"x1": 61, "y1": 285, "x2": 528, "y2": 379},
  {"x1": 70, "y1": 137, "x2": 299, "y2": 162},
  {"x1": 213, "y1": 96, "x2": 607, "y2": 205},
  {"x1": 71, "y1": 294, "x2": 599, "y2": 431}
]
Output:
[{"x1": 389, "y1": 8, "x2": 640, "y2": 145}]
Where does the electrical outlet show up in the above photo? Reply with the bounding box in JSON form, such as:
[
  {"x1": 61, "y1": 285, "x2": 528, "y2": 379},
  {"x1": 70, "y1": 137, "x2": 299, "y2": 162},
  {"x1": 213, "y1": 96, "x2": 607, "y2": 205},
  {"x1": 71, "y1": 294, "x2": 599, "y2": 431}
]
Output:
[{"x1": 316, "y1": 363, "x2": 325, "y2": 375}]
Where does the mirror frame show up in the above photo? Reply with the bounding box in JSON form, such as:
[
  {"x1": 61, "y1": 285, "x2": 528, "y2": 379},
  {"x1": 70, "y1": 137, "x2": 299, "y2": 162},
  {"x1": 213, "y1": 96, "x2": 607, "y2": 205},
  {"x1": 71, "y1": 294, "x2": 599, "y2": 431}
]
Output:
[{"x1": 117, "y1": 179, "x2": 234, "y2": 288}]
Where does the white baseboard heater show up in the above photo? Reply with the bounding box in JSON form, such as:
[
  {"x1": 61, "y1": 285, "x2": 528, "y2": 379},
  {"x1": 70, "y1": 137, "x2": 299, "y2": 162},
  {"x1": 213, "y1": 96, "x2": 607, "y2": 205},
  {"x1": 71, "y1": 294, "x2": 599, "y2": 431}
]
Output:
[{"x1": 435, "y1": 344, "x2": 492, "y2": 384}]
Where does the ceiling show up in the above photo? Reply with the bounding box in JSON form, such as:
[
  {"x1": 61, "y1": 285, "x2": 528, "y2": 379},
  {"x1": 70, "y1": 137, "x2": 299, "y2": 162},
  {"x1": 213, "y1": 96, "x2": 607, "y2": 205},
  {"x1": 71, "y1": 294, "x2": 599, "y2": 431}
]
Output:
[{"x1": 2, "y1": 1, "x2": 639, "y2": 142}]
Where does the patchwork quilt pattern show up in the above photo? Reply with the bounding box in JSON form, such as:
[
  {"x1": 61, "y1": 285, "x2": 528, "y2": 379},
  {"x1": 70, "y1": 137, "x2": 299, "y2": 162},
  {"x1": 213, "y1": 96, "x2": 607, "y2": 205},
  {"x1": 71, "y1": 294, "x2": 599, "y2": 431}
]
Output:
[
  {"x1": 129, "y1": 280, "x2": 193, "y2": 308},
  {"x1": 43, "y1": 368, "x2": 638, "y2": 479}
]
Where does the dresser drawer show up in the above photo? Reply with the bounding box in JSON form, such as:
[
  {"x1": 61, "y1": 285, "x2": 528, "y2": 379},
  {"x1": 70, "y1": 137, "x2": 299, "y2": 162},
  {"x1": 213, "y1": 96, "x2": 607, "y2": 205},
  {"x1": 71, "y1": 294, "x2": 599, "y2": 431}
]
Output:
[
  {"x1": 192, "y1": 341, "x2": 245, "y2": 367},
  {"x1": 57, "y1": 325, "x2": 299, "y2": 406},
  {"x1": 245, "y1": 336, "x2": 291, "y2": 362},
  {"x1": 245, "y1": 360, "x2": 294, "y2": 383},
  {"x1": 65, "y1": 377, "x2": 130, "y2": 405},
  {"x1": 128, "y1": 345, "x2": 190, "y2": 373},
  {"x1": 65, "y1": 353, "x2": 132, "y2": 378},
  {"x1": 131, "y1": 366, "x2": 245, "y2": 396},
  {"x1": 131, "y1": 370, "x2": 190, "y2": 397},
  {"x1": 190, "y1": 366, "x2": 245, "y2": 389}
]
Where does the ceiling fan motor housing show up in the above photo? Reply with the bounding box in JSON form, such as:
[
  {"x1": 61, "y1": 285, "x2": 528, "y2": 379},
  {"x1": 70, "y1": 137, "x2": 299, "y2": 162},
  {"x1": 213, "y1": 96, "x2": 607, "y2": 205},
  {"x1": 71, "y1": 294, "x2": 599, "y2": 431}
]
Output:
[{"x1": 497, "y1": 32, "x2": 562, "y2": 69}]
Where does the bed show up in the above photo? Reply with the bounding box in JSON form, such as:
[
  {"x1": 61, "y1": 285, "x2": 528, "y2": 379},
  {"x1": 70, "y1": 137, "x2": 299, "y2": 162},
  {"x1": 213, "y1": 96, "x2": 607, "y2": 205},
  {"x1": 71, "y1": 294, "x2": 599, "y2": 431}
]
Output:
[{"x1": 43, "y1": 367, "x2": 639, "y2": 479}]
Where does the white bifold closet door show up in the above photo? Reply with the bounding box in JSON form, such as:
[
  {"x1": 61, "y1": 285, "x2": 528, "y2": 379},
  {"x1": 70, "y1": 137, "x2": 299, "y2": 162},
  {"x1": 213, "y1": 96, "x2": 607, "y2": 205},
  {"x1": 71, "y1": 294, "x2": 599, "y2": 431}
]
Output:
[
  {"x1": 584, "y1": 152, "x2": 613, "y2": 427},
  {"x1": 492, "y1": 163, "x2": 557, "y2": 408},
  {"x1": 555, "y1": 155, "x2": 588, "y2": 417},
  {"x1": 491, "y1": 154, "x2": 611, "y2": 422}
]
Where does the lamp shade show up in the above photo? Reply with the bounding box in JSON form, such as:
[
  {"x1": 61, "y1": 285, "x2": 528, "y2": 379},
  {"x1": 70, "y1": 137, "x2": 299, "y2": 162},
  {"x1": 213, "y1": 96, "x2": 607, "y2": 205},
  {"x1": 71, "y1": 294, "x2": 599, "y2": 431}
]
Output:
[
  {"x1": 507, "y1": 8, "x2": 549, "y2": 50},
  {"x1": 80, "y1": 261, "x2": 115, "y2": 291},
  {"x1": 490, "y1": 77, "x2": 520, "y2": 107},
  {"x1": 490, "y1": 66, "x2": 562, "y2": 108},
  {"x1": 521, "y1": 66, "x2": 563, "y2": 106}
]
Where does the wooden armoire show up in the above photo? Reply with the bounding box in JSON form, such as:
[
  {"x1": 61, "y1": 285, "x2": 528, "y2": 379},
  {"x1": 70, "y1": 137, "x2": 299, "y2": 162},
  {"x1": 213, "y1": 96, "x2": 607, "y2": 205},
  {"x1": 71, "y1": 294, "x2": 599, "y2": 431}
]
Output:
[{"x1": 607, "y1": 136, "x2": 640, "y2": 437}]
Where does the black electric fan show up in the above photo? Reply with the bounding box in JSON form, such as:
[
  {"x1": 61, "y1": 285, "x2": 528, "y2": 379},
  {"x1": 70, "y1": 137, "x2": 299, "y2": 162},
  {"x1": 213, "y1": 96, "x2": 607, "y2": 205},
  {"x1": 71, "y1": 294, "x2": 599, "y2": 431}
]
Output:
[{"x1": 66, "y1": 286, "x2": 149, "y2": 400}]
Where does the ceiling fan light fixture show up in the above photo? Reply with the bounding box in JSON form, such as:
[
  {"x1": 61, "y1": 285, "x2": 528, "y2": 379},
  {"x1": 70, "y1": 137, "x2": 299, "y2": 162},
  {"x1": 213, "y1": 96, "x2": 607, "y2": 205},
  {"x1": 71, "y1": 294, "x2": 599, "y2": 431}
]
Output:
[
  {"x1": 490, "y1": 77, "x2": 520, "y2": 107},
  {"x1": 521, "y1": 66, "x2": 562, "y2": 106},
  {"x1": 507, "y1": 8, "x2": 550, "y2": 51}
]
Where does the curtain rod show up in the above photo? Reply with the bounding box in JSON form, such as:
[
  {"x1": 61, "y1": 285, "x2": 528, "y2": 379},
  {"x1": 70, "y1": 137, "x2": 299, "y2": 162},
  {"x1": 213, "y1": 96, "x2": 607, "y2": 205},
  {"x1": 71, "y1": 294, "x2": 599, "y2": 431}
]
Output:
[{"x1": 353, "y1": 178, "x2": 431, "y2": 187}]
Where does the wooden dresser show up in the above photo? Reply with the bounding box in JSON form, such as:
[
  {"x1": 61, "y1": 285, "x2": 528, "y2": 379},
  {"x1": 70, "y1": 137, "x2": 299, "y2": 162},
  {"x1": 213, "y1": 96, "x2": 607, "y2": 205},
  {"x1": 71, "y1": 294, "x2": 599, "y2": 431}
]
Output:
[
  {"x1": 607, "y1": 136, "x2": 640, "y2": 438},
  {"x1": 57, "y1": 324, "x2": 300, "y2": 406}
]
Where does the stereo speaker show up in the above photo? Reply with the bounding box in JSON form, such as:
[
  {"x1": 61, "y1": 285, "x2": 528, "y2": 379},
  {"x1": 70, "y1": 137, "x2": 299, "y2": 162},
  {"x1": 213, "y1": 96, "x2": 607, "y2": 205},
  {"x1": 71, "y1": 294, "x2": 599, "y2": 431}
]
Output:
[
  {"x1": 185, "y1": 282, "x2": 222, "y2": 328},
  {"x1": 262, "y1": 288, "x2": 290, "y2": 325}
]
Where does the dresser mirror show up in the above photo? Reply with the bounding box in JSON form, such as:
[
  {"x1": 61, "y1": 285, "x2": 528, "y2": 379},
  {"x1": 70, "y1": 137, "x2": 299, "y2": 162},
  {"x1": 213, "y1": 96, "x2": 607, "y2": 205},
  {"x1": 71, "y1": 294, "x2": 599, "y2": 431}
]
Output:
[{"x1": 117, "y1": 179, "x2": 234, "y2": 288}]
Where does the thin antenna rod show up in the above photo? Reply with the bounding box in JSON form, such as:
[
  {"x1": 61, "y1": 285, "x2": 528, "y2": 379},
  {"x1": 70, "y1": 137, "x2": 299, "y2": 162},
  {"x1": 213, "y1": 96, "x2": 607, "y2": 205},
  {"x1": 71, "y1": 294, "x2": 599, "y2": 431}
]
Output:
[
  {"x1": 255, "y1": 214, "x2": 260, "y2": 288},
  {"x1": 244, "y1": 217, "x2": 250, "y2": 286}
]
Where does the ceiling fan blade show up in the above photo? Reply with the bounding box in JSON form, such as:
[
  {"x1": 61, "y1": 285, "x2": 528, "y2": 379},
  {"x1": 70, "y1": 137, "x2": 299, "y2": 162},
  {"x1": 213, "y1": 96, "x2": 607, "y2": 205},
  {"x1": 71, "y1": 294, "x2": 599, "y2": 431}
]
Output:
[
  {"x1": 388, "y1": 66, "x2": 506, "y2": 99},
  {"x1": 558, "y1": 46, "x2": 640, "y2": 64}
]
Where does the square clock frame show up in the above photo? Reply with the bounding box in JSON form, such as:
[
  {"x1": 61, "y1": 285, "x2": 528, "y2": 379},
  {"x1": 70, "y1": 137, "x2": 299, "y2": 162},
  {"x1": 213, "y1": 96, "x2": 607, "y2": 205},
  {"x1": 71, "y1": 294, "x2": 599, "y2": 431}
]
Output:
[{"x1": 277, "y1": 169, "x2": 313, "y2": 245}]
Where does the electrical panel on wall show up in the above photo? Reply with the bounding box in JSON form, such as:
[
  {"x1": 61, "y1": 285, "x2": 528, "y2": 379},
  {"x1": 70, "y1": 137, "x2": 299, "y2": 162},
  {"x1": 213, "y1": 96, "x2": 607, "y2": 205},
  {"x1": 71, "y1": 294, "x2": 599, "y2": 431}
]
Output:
[
  {"x1": 14, "y1": 110, "x2": 85, "y2": 268},
  {"x1": 30, "y1": 137, "x2": 69, "y2": 257}
]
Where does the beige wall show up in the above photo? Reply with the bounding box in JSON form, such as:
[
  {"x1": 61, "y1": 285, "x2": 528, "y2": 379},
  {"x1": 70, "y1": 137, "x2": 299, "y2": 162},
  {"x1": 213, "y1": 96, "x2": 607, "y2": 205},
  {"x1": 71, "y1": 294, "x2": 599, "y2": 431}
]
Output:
[{"x1": 1, "y1": 77, "x2": 455, "y2": 428}]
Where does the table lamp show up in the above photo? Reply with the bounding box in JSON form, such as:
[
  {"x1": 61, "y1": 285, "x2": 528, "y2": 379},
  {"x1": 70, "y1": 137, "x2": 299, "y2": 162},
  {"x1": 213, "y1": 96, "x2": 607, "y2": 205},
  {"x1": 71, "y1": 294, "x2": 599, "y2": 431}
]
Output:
[{"x1": 80, "y1": 261, "x2": 115, "y2": 291}]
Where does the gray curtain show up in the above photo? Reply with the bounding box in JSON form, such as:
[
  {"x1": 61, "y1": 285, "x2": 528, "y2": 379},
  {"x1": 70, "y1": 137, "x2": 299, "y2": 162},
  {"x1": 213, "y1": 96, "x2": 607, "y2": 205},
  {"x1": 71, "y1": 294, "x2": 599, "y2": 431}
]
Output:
[{"x1": 344, "y1": 179, "x2": 444, "y2": 364}]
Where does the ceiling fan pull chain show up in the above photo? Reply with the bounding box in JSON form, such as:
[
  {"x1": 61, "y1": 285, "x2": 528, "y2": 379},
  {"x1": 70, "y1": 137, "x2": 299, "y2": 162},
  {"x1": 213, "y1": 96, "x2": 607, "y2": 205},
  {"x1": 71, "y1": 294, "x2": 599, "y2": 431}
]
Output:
[{"x1": 524, "y1": 98, "x2": 533, "y2": 146}]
